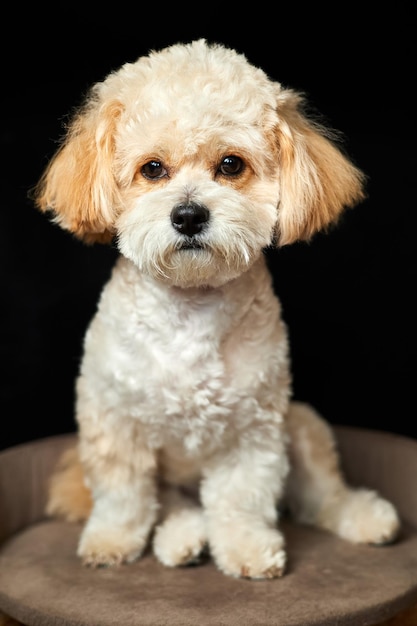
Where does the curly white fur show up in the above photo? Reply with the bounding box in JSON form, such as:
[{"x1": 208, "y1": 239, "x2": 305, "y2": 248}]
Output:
[{"x1": 35, "y1": 39, "x2": 400, "y2": 579}]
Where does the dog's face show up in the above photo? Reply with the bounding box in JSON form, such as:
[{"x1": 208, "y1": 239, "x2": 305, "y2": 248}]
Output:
[
  {"x1": 33, "y1": 39, "x2": 365, "y2": 288},
  {"x1": 113, "y1": 53, "x2": 282, "y2": 287}
]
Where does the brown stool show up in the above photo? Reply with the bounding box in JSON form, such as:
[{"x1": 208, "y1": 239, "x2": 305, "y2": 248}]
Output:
[{"x1": 0, "y1": 427, "x2": 416, "y2": 626}]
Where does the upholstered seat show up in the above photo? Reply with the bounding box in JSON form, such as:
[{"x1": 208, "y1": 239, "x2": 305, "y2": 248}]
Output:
[{"x1": 0, "y1": 427, "x2": 416, "y2": 626}]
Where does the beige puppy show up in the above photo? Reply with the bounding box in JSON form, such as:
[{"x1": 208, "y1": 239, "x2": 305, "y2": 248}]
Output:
[{"x1": 33, "y1": 39, "x2": 400, "y2": 579}]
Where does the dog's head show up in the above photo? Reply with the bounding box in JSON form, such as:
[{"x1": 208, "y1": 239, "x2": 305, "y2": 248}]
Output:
[{"x1": 33, "y1": 39, "x2": 365, "y2": 288}]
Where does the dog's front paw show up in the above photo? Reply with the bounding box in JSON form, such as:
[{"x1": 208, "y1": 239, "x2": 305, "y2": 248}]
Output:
[
  {"x1": 331, "y1": 489, "x2": 401, "y2": 545},
  {"x1": 77, "y1": 523, "x2": 148, "y2": 567},
  {"x1": 210, "y1": 524, "x2": 286, "y2": 579},
  {"x1": 153, "y1": 509, "x2": 208, "y2": 567}
]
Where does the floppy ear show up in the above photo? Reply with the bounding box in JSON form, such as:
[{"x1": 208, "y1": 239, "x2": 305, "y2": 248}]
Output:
[
  {"x1": 274, "y1": 89, "x2": 366, "y2": 246},
  {"x1": 32, "y1": 95, "x2": 123, "y2": 243}
]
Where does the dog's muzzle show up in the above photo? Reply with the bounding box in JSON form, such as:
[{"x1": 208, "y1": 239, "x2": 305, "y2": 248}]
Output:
[{"x1": 171, "y1": 202, "x2": 209, "y2": 249}]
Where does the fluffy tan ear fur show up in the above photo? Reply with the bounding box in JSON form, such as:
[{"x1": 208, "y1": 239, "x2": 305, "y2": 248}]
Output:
[
  {"x1": 32, "y1": 98, "x2": 123, "y2": 243},
  {"x1": 274, "y1": 89, "x2": 366, "y2": 245}
]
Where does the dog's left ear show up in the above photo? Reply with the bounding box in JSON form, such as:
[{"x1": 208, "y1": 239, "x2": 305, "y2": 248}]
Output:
[
  {"x1": 32, "y1": 97, "x2": 123, "y2": 244},
  {"x1": 274, "y1": 88, "x2": 366, "y2": 246}
]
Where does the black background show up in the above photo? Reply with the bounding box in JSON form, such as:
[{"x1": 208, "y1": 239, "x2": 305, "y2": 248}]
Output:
[{"x1": 1, "y1": 7, "x2": 415, "y2": 451}]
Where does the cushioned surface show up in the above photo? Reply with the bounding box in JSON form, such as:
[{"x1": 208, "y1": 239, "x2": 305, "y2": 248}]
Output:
[{"x1": 0, "y1": 428, "x2": 416, "y2": 626}]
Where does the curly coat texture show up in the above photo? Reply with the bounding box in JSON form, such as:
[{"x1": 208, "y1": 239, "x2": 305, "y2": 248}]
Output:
[{"x1": 33, "y1": 39, "x2": 400, "y2": 579}]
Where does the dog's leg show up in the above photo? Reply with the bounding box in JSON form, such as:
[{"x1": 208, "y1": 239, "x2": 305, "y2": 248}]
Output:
[
  {"x1": 153, "y1": 484, "x2": 208, "y2": 567},
  {"x1": 285, "y1": 402, "x2": 400, "y2": 544},
  {"x1": 200, "y1": 432, "x2": 289, "y2": 579},
  {"x1": 76, "y1": 431, "x2": 159, "y2": 568}
]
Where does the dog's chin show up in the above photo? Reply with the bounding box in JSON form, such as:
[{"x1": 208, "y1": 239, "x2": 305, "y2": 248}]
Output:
[
  {"x1": 124, "y1": 246, "x2": 255, "y2": 289},
  {"x1": 154, "y1": 248, "x2": 253, "y2": 289}
]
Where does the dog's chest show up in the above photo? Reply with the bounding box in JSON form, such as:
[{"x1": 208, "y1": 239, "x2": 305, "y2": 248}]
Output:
[
  {"x1": 136, "y1": 298, "x2": 232, "y2": 450},
  {"x1": 81, "y1": 257, "x2": 287, "y2": 453}
]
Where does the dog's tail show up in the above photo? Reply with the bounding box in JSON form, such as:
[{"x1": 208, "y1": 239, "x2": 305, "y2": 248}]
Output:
[{"x1": 46, "y1": 446, "x2": 92, "y2": 522}]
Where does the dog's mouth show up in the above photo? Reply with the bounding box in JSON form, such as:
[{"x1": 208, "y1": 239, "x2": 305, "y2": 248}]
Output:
[{"x1": 177, "y1": 237, "x2": 205, "y2": 251}]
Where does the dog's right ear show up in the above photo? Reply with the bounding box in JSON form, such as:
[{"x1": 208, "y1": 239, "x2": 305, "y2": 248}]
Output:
[{"x1": 32, "y1": 96, "x2": 123, "y2": 244}]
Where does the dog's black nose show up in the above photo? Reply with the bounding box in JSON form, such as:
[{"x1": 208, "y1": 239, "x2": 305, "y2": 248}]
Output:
[{"x1": 171, "y1": 202, "x2": 210, "y2": 237}]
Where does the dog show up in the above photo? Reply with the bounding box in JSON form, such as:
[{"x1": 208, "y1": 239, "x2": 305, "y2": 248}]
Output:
[{"x1": 32, "y1": 39, "x2": 400, "y2": 579}]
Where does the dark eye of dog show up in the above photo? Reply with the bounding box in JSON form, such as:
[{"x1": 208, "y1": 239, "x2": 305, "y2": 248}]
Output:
[
  {"x1": 141, "y1": 160, "x2": 167, "y2": 180},
  {"x1": 218, "y1": 156, "x2": 244, "y2": 176}
]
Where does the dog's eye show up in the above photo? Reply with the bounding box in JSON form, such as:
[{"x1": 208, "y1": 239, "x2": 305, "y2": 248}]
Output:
[
  {"x1": 141, "y1": 160, "x2": 168, "y2": 180},
  {"x1": 218, "y1": 156, "x2": 244, "y2": 177}
]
